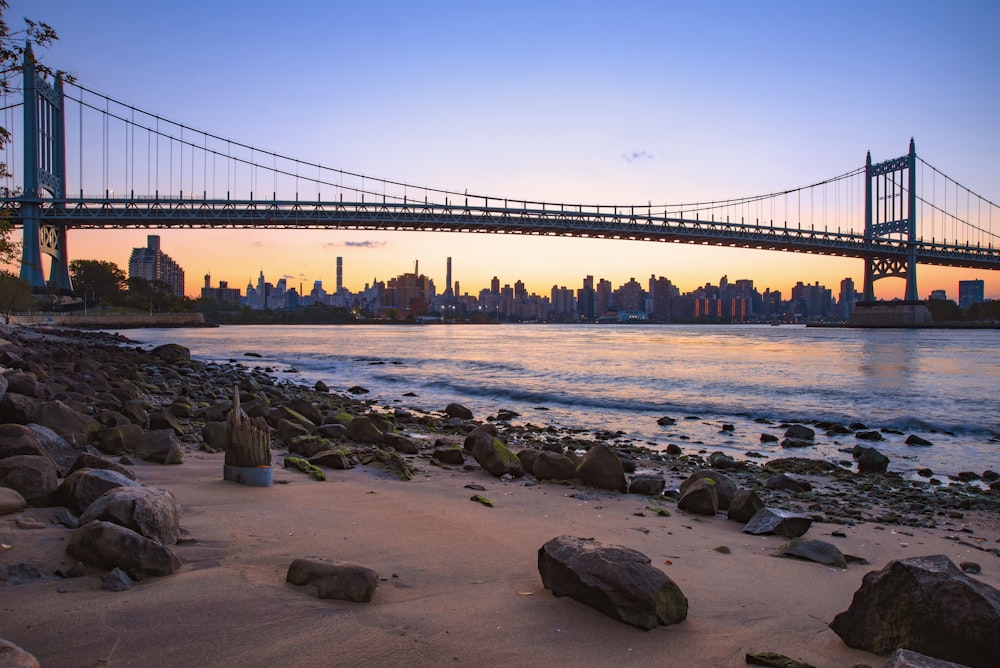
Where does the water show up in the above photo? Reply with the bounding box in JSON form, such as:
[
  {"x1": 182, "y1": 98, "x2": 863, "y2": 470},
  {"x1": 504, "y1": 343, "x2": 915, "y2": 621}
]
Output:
[{"x1": 118, "y1": 323, "x2": 999, "y2": 479}]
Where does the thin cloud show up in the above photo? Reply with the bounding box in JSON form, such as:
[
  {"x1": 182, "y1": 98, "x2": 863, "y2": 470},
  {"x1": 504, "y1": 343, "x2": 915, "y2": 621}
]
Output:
[
  {"x1": 623, "y1": 150, "x2": 654, "y2": 163},
  {"x1": 323, "y1": 240, "x2": 387, "y2": 249}
]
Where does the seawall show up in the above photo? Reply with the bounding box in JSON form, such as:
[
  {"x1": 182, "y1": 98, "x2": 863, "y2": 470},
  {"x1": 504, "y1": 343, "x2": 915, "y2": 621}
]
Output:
[{"x1": 8, "y1": 312, "x2": 207, "y2": 328}]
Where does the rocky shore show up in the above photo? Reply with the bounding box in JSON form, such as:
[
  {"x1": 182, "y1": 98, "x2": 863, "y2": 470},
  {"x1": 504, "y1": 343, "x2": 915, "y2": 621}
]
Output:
[{"x1": 0, "y1": 325, "x2": 997, "y2": 668}]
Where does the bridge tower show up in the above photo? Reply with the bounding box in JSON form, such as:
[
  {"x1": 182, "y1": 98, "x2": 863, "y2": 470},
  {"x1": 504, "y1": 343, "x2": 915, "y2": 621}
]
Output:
[
  {"x1": 862, "y1": 138, "x2": 918, "y2": 301},
  {"x1": 19, "y1": 42, "x2": 73, "y2": 296}
]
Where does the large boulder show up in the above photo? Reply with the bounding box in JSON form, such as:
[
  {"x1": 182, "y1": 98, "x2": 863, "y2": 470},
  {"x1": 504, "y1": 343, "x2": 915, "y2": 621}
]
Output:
[
  {"x1": 0, "y1": 639, "x2": 40, "y2": 668},
  {"x1": 538, "y1": 535, "x2": 688, "y2": 630},
  {"x1": 134, "y1": 430, "x2": 184, "y2": 464},
  {"x1": 444, "y1": 403, "x2": 474, "y2": 420},
  {"x1": 575, "y1": 443, "x2": 626, "y2": 492},
  {"x1": 67, "y1": 452, "x2": 137, "y2": 480},
  {"x1": 533, "y1": 451, "x2": 578, "y2": 481},
  {"x1": 98, "y1": 423, "x2": 145, "y2": 456},
  {"x1": 67, "y1": 519, "x2": 182, "y2": 580},
  {"x1": 32, "y1": 400, "x2": 102, "y2": 445},
  {"x1": 854, "y1": 446, "x2": 890, "y2": 475},
  {"x1": 676, "y1": 478, "x2": 719, "y2": 515},
  {"x1": 5, "y1": 372, "x2": 45, "y2": 399},
  {"x1": 773, "y1": 539, "x2": 847, "y2": 569},
  {"x1": 469, "y1": 429, "x2": 523, "y2": 478},
  {"x1": 25, "y1": 424, "x2": 84, "y2": 476},
  {"x1": 344, "y1": 416, "x2": 384, "y2": 444},
  {"x1": 727, "y1": 489, "x2": 765, "y2": 523},
  {"x1": 79, "y1": 486, "x2": 180, "y2": 546},
  {"x1": 286, "y1": 557, "x2": 378, "y2": 602},
  {"x1": 0, "y1": 424, "x2": 51, "y2": 461},
  {"x1": 742, "y1": 507, "x2": 813, "y2": 538},
  {"x1": 679, "y1": 470, "x2": 737, "y2": 510},
  {"x1": 0, "y1": 393, "x2": 39, "y2": 425},
  {"x1": 0, "y1": 454, "x2": 59, "y2": 506},
  {"x1": 629, "y1": 474, "x2": 666, "y2": 496},
  {"x1": 829, "y1": 555, "x2": 1000, "y2": 668},
  {"x1": 150, "y1": 343, "x2": 191, "y2": 364},
  {"x1": 56, "y1": 468, "x2": 141, "y2": 513},
  {"x1": 784, "y1": 424, "x2": 815, "y2": 441},
  {"x1": 0, "y1": 486, "x2": 28, "y2": 515}
]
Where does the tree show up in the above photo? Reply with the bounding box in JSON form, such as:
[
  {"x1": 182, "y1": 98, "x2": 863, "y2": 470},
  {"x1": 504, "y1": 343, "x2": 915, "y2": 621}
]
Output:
[
  {"x1": 0, "y1": 269, "x2": 34, "y2": 323},
  {"x1": 69, "y1": 259, "x2": 126, "y2": 309},
  {"x1": 0, "y1": 2, "x2": 72, "y2": 268}
]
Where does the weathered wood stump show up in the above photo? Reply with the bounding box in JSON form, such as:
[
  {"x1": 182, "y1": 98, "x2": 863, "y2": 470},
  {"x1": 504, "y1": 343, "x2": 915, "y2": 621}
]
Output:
[{"x1": 223, "y1": 386, "x2": 272, "y2": 486}]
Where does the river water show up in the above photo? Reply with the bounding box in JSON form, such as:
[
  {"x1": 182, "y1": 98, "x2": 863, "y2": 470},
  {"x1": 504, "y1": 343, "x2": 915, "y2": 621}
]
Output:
[{"x1": 118, "y1": 324, "x2": 999, "y2": 479}]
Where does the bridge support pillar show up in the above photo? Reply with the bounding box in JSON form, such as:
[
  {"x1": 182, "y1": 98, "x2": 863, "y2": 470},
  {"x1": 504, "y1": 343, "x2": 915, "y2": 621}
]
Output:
[
  {"x1": 19, "y1": 42, "x2": 73, "y2": 296},
  {"x1": 862, "y1": 138, "x2": 918, "y2": 301}
]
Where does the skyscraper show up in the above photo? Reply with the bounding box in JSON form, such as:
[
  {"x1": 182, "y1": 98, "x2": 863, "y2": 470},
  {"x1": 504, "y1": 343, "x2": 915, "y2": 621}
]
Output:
[
  {"x1": 958, "y1": 279, "x2": 985, "y2": 308},
  {"x1": 128, "y1": 235, "x2": 185, "y2": 296}
]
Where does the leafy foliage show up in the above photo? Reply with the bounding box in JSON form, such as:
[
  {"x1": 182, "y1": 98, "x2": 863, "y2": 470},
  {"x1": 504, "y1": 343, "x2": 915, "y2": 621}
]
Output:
[
  {"x1": 69, "y1": 259, "x2": 126, "y2": 307},
  {"x1": 0, "y1": 269, "x2": 33, "y2": 322}
]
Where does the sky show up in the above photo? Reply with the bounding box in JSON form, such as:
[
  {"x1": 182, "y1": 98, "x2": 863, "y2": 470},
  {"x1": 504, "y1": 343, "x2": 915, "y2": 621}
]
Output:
[{"x1": 6, "y1": 0, "x2": 1000, "y2": 299}]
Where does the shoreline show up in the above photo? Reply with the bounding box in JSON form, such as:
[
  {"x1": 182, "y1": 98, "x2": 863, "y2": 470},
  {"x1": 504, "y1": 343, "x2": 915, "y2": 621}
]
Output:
[{"x1": 0, "y1": 325, "x2": 997, "y2": 667}]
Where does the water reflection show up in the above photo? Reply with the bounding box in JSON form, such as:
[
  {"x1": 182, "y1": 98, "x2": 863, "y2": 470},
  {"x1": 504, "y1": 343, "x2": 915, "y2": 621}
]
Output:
[{"x1": 858, "y1": 332, "x2": 917, "y2": 390}]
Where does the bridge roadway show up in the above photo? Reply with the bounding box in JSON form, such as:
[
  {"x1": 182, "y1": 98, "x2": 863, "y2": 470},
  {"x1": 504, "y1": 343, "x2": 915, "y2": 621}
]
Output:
[{"x1": 3, "y1": 197, "x2": 999, "y2": 271}]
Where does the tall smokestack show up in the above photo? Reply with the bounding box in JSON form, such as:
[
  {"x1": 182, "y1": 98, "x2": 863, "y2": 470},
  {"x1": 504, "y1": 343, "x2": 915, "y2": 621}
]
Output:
[
  {"x1": 336, "y1": 257, "x2": 343, "y2": 292},
  {"x1": 415, "y1": 260, "x2": 419, "y2": 275},
  {"x1": 446, "y1": 257, "x2": 452, "y2": 297}
]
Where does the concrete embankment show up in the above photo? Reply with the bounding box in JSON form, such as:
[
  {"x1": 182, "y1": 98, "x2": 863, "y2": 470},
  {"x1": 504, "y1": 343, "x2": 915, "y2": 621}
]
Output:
[{"x1": 8, "y1": 312, "x2": 207, "y2": 328}]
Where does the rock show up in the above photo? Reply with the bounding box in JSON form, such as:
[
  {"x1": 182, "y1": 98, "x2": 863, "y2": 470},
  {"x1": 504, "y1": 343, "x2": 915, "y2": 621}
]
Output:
[
  {"x1": 344, "y1": 416, "x2": 384, "y2": 444},
  {"x1": 277, "y1": 418, "x2": 311, "y2": 444},
  {"x1": 764, "y1": 473, "x2": 812, "y2": 493},
  {"x1": 134, "y1": 430, "x2": 184, "y2": 464},
  {"x1": 516, "y1": 447, "x2": 541, "y2": 474},
  {"x1": 708, "y1": 451, "x2": 738, "y2": 469},
  {"x1": 67, "y1": 452, "x2": 136, "y2": 480},
  {"x1": 67, "y1": 519, "x2": 182, "y2": 580},
  {"x1": 905, "y1": 434, "x2": 933, "y2": 447},
  {"x1": 382, "y1": 432, "x2": 419, "y2": 455},
  {"x1": 743, "y1": 508, "x2": 813, "y2": 538},
  {"x1": 656, "y1": 416, "x2": 676, "y2": 426},
  {"x1": 463, "y1": 424, "x2": 497, "y2": 452},
  {"x1": 0, "y1": 487, "x2": 27, "y2": 514},
  {"x1": 431, "y1": 444, "x2": 465, "y2": 466},
  {"x1": 784, "y1": 424, "x2": 815, "y2": 441},
  {"x1": 32, "y1": 400, "x2": 102, "y2": 445},
  {"x1": 0, "y1": 424, "x2": 50, "y2": 462},
  {"x1": 533, "y1": 451, "x2": 578, "y2": 481},
  {"x1": 665, "y1": 443, "x2": 683, "y2": 456},
  {"x1": 575, "y1": 443, "x2": 626, "y2": 492},
  {"x1": 677, "y1": 478, "x2": 719, "y2": 515},
  {"x1": 727, "y1": 489, "x2": 765, "y2": 523},
  {"x1": 148, "y1": 408, "x2": 184, "y2": 435},
  {"x1": 444, "y1": 403, "x2": 474, "y2": 420},
  {"x1": 855, "y1": 430, "x2": 884, "y2": 441},
  {"x1": 537, "y1": 535, "x2": 688, "y2": 630},
  {"x1": 25, "y1": 424, "x2": 83, "y2": 476},
  {"x1": 6, "y1": 372, "x2": 45, "y2": 399},
  {"x1": 286, "y1": 399, "x2": 323, "y2": 427},
  {"x1": 346, "y1": 385, "x2": 368, "y2": 395},
  {"x1": 854, "y1": 446, "x2": 889, "y2": 475},
  {"x1": 629, "y1": 474, "x2": 665, "y2": 496},
  {"x1": 150, "y1": 343, "x2": 190, "y2": 363},
  {"x1": 286, "y1": 557, "x2": 378, "y2": 602},
  {"x1": 960, "y1": 562, "x2": 982, "y2": 575},
  {"x1": 79, "y1": 486, "x2": 180, "y2": 545},
  {"x1": 760, "y1": 433, "x2": 779, "y2": 443},
  {"x1": 773, "y1": 539, "x2": 847, "y2": 568},
  {"x1": 98, "y1": 423, "x2": 145, "y2": 456},
  {"x1": 745, "y1": 651, "x2": 816, "y2": 668},
  {"x1": 314, "y1": 380, "x2": 329, "y2": 393},
  {"x1": 780, "y1": 437, "x2": 814, "y2": 449},
  {"x1": 0, "y1": 455, "x2": 59, "y2": 506},
  {"x1": 830, "y1": 555, "x2": 1000, "y2": 668},
  {"x1": 0, "y1": 392, "x2": 39, "y2": 424},
  {"x1": 101, "y1": 567, "x2": 134, "y2": 592},
  {"x1": 288, "y1": 435, "x2": 332, "y2": 459},
  {"x1": 201, "y1": 421, "x2": 227, "y2": 453},
  {"x1": 0, "y1": 639, "x2": 40, "y2": 668},
  {"x1": 680, "y1": 470, "x2": 737, "y2": 510},
  {"x1": 883, "y1": 648, "x2": 973, "y2": 668},
  {"x1": 0, "y1": 562, "x2": 42, "y2": 585},
  {"x1": 469, "y1": 429, "x2": 523, "y2": 478},
  {"x1": 309, "y1": 450, "x2": 352, "y2": 470},
  {"x1": 316, "y1": 423, "x2": 346, "y2": 441},
  {"x1": 56, "y1": 468, "x2": 141, "y2": 513}
]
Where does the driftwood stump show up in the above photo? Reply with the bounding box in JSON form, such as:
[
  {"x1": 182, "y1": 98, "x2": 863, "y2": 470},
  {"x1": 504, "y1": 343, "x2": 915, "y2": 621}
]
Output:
[{"x1": 225, "y1": 386, "x2": 271, "y2": 468}]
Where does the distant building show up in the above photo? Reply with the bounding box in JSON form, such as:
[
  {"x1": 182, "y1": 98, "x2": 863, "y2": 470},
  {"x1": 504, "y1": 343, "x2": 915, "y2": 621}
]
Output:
[
  {"x1": 928, "y1": 289, "x2": 947, "y2": 301},
  {"x1": 958, "y1": 279, "x2": 985, "y2": 308},
  {"x1": 201, "y1": 274, "x2": 241, "y2": 306},
  {"x1": 128, "y1": 235, "x2": 185, "y2": 296}
]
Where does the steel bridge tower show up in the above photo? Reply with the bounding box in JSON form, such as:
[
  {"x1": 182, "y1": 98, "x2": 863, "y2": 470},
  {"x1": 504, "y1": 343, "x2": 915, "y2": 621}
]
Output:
[
  {"x1": 863, "y1": 138, "x2": 918, "y2": 301},
  {"x1": 19, "y1": 42, "x2": 73, "y2": 296}
]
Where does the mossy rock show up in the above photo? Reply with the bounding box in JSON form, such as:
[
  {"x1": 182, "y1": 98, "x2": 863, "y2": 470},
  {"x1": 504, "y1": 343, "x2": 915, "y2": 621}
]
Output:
[{"x1": 284, "y1": 455, "x2": 327, "y2": 481}]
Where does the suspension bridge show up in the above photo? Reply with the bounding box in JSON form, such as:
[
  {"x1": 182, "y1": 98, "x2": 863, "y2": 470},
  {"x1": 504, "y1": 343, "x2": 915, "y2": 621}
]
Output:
[{"x1": 2, "y1": 44, "x2": 998, "y2": 305}]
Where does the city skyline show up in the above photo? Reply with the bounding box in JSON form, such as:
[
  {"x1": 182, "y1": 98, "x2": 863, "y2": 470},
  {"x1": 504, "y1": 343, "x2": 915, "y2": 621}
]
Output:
[{"x1": 6, "y1": 0, "x2": 1000, "y2": 299}]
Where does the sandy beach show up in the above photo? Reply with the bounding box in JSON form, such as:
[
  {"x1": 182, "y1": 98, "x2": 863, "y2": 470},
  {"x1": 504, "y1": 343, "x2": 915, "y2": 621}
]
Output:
[
  {"x1": 0, "y1": 327, "x2": 997, "y2": 667},
  {"x1": 3, "y1": 447, "x2": 998, "y2": 668}
]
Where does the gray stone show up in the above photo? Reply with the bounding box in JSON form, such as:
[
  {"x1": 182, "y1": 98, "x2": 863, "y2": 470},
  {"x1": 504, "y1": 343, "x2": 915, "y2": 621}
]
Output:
[
  {"x1": 764, "y1": 473, "x2": 813, "y2": 493},
  {"x1": 727, "y1": 488, "x2": 765, "y2": 523},
  {"x1": 25, "y1": 423, "x2": 83, "y2": 476},
  {"x1": 309, "y1": 450, "x2": 352, "y2": 470},
  {"x1": 79, "y1": 486, "x2": 180, "y2": 545},
  {"x1": 469, "y1": 429, "x2": 523, "y2": 478},
  {"x1": 538, "y1": 535, "x2": 688, "y2": 630},
  {"x1": 883, "y1": 649, "x2": 971, "y2": 668},
  {"x1": 0, "y1": 455, "x2": 59, "y2": 506},
  {"x1": 101, "y1": 566, "x2": 134, "y2": 592},
  {"x1": 575, "y1": 443, "x2": 626, "y2": 492},
  {"x1": 629, "y1": 474, "x2": 665, "y2": 496},
  {"x1": 98, "y1": 423, "x2": 145, "y2": 456},
  {"x1": 135, "y1": 430, "x2": 184, "y2": 464},
  {"x1": 0, "y1": 639, "x2": 40, "y2": 668},
  {"x1": 201, "y1": 421, "x2": 227, "y2": 453},
  {"x1": 67, "y1": 452, "x2": 137, "y2": 481},
  {"x1": 0, "y1": 487, "x2": 27, "y2": 515},
  {"x1": 382, "y1": 432, "x2": 419, "y2": 455},
  {"x1": 680, "y1": 470, "x2": 737, "y2": 510},
  {"x1": 444, "y1": 403, "x2": 474, "y2": 420},
  {"x1": 854, "y1": 445, "x2": 890, "y2": 475},
  {"x1": 32, "y1": 400, "x2": 102, "y2": 445},
  {"x1": 830, "y1": 555, "x2": 999, "y2": 668},
  {"x1": 533, "y1": 451, "x2": 578, "y2": 481},
  {"x1": 56, "y1": 468, "x2": 141, "y2": 513},
  {"x1": 784, "y1": 424, "x2": 815, "y2": 440},
  {"x1": 344, "y1": 416, "x2": 384, "y2": 444},
  {"x1": 150, "y1": 343, "x2": 190, "y2": 364},
  {"x1": 286, "y1": 557, "x2": 378, "y2": 602},
  {"x1": 432, "y1": 444, "x2": 465, "y2": 466},
  {"x1": 677, "y1": 478, "x2": 718, "y2": 515},
  {"x1": 743, "y1": 507, "x2": 813, "y2": 538},
  {"x1": 67, "y1": 519, "x2": 182, "y2": 580},
  {"x1": 773, "y1": 539, "x2": 847, "y2": 568}
]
